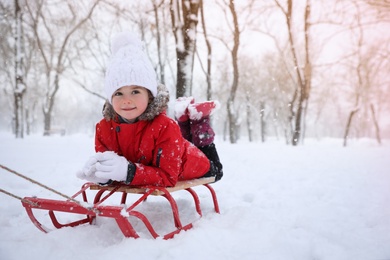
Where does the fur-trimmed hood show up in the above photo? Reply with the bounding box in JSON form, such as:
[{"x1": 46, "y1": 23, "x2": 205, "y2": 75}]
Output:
[{"x1": 102, "y1": 84, "x2": 170, "y2": 122}]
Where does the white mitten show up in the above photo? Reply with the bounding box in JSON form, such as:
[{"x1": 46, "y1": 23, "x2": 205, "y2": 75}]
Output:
[
  {"x1": 95, "y1": 151, "x2": 131, "y2": 182},
  {"x1": 76, "y1": 155, "x2": 110, "y2": 183}
]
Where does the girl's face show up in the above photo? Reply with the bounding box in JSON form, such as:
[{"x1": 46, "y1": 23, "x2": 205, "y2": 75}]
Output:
[{"x1": 111, "y1": 85, "x2": 150, "y2": 122}]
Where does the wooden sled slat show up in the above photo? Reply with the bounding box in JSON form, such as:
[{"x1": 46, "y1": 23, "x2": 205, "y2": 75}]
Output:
[{"x1": 89, "y1": 176, "x2": 216, "y2": 195}]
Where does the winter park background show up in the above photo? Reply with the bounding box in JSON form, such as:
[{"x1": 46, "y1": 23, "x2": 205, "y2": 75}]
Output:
[{"x1": 1, "y1": 1, "x2": 390, "y2": 259}]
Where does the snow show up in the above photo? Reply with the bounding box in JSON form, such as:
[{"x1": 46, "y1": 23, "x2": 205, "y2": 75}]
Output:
[
  {"x1": 174, "y1": 96, "x2": 195, "y2": 119},
  {"x1": 1, "y1": 133, "x2": 390, "y2": 260}
]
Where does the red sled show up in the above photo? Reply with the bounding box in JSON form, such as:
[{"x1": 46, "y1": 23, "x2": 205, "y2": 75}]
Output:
[{"x1": 21, "y1": 177, "x2": 219, "y2": 240}]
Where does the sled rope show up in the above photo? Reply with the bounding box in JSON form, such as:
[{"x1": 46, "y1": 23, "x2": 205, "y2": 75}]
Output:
[
  {"x1": 0, "y1": 163, "x2": 80, "y2": 205},
  {"x1": 0, "y1": 188, "x2": 38, "y2": 206}
]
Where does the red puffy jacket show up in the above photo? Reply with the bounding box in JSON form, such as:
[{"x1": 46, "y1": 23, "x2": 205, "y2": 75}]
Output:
[{"x1": 95, "y1": 112, "x2": 210, "y2": 187}]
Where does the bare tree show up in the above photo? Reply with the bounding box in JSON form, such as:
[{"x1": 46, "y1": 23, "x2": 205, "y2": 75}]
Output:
[
  {"x1": 246, "y1": 4, "x2": 296, "y2": 143},
  {"x1": 342, "y1": 1, "x2": 389, "y2": 146},
  {"x1": 343, "y1": 1, "x2": 364, "y2": 146},
  {"x1": 24, "y1": 0, "x2": 100, "y2": 135},
  {"x1": 274, "y1": 0, "x2": 313, "y2": 146},
  {"x1": 343, "y1": 43, "x2": 388, "y2": 146}
]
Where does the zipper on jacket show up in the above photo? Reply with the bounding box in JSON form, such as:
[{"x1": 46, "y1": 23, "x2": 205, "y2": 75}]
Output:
[{"x1": 156, "y1": 148, "x2": 162, "y2": 167}]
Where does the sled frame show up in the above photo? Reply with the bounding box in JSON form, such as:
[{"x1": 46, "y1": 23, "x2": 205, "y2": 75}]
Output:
[{"x1": 21, "y1": 177, "x2": 219, "y2": 239}]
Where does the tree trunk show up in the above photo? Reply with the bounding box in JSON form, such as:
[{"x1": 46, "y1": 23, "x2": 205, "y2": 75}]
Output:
[
  {"x1": 170, "y1": 0, "x2": 200, "y2": 98},
  {"x1": 199, "y1": 0, "x2": 213, "y2": 100},
  {"x1": 43, "y1": 111, "x2": 52, "y2": 136},
  {"x1": 43, "y1": 75, "x2": 58, "y2": 136},
  {"x1": 227, "y1": 100, "x2": 237, "y2": 143},
  {"x1": 370, "y1": 104, "x2": 381, "y2": 145},
  {"x1": 292, "y1": 93, "x2": 305, "y2": 145},
  {"x1": 246, "y1": 94, "x2": 253, "y2": 142},
  {"x1": 292, "y1": 0, "x2": 312, "y2": 146},
  {"x1": 227, "y1": 0, "x2": 240, "y2": 144},
  {"x1": 13, "y1": 92, "x2": 24, "y2": 138},
  {"x1": 13, "y1": 0, "x2": 26, "y2": 138},
  {"x1": 260, "y1": 102, "x2": 266, "y2": 142},
  {"x1": 343, "y1": 107, "x2": 359, "y2": 147},
  {"x1": 175, "y1": 49, "x2": 188, "y2": 97}
]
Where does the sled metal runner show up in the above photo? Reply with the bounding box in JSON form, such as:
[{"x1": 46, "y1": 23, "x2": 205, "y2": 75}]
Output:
[{"x1": 21, "y1": 177, "x2": 219, "y2": 239}]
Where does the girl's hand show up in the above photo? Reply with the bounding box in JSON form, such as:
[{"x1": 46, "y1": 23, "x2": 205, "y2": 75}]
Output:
[
  {"x1": 94, "y1": 151, "x2": 130, "y2": 182},
  {"x1": 76, "y1": 155, "x2": 110, "y2": 183}
]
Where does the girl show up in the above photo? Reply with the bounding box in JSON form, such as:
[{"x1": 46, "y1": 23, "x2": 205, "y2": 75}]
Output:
[{"x1": 77, "y1": 32, "x2": 222, "y2": 187}]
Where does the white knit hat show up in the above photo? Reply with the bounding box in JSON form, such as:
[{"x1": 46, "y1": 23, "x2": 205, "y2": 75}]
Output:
[{"x1": 105, "y1": 32, "x2": 158, "y2": 102}]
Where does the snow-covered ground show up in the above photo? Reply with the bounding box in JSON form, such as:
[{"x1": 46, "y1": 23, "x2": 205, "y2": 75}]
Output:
[{"x1": 1, "y1": 133, "x2": 389, "y2": 260}]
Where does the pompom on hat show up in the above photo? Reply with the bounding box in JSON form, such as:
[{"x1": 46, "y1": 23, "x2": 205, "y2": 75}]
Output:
[{"x1": 104, "y1": 32, "x2": 158, "y2": 102}]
